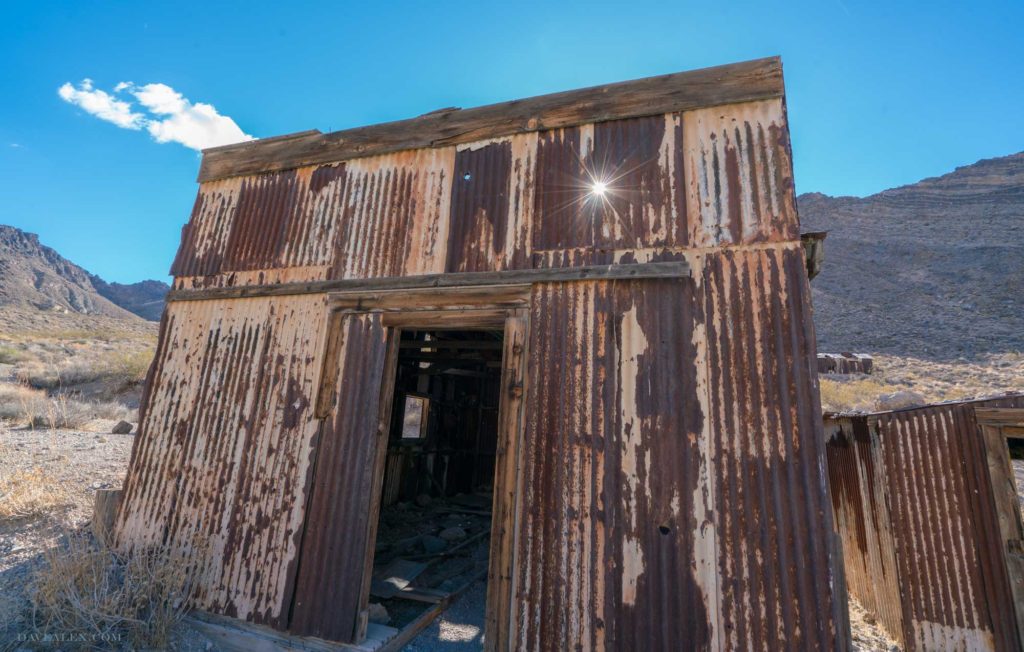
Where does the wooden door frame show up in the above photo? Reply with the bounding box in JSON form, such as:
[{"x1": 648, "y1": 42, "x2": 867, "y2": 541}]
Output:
[
  {"x1": 976, "y1": 407, "x2": 1024, "y2": 646},
  {"x1": 323, "y1": 285, "x2": 531, "y2": 647}
]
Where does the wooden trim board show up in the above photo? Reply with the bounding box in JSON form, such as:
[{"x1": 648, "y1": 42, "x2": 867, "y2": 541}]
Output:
[
  {"x1": 198, "y1": 57, "x2": 783, "y2": 182},
  {"x1": 165, "y1": 262, "x2": 691, "y2": 303},
  {"x1": 979, "y1": 422, "x2": 1024, "y2": 646}
]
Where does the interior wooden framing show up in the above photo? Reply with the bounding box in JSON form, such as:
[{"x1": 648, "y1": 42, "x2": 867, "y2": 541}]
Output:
[{"x1": 314, "y1": 283, "x2": 531, "y2": 649}]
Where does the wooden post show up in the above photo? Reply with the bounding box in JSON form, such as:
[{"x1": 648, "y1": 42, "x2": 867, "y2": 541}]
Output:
[{"x1": 92, "y1": 488, "x2": 123, "y2": 545}]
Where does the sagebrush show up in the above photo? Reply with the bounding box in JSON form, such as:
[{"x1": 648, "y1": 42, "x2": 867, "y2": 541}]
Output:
[{"x1": 26, "y1": 531, "x2": 202, "y2": 650}]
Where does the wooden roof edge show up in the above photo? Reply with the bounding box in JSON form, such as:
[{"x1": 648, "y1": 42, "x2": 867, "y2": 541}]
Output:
[{"x1": 197, "y1": 56, "x2": 783, "y2": 183}]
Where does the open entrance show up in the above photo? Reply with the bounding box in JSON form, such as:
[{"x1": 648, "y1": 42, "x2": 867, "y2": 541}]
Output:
[{"x1": 365, "y1": 328, "x2": 505, "y2": 645}]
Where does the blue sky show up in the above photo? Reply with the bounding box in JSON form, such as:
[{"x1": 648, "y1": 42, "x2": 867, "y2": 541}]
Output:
[{"x1": 1, "y1": 1, "x2": 1022, "y2": 283}]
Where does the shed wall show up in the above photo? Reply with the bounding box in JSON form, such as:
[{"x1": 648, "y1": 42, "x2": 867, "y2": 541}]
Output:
[
  {"x1": 119, "y1": 69, "x2": 844, "y2": 649},
  {"x1": 170, "y1": 98, "x2": 794, "y2": 289},
  {"x1": 116, "y1": 295, "x2": 329, "y2": 627},
  {"x1": 512, "y1": 245, "x2": 844, "y2": 650},
  {"x1": 825, "y1": 396, "x2": 1024, "y2": 652}
]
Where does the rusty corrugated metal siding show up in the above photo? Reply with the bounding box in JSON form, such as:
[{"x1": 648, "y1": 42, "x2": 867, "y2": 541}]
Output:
[
  {"x1": 169, "y1": 98, "x2": 794, "y2": 285},
  {"x1": 115, "y1": 295, "x2": 329, "y2": 627},
  {"x1": 514, "y1": 277, "x2": 712, "y2": 650},
  {"x1": 511, "y1": 248, "x2": 845, "y2": 651},
  {"x1": 825, "y1": 396, "x2": 1024, "y2": 652},
  {"x1": 701, "y1": 245, "x2": 844, "y2": 650},
  {"x1": 120, "y1": 63, "x2": 847, "y2": 649},
  {"x1": 290, "y1": 314, "x2": 391, "y2": 642},
  {"x1": 824, "y1": 418, "x2": 904, "y2": 647}
]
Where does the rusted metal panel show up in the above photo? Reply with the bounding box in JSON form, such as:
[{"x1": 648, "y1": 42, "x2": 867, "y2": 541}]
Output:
[
  {"x1": 515, "y1": 277, "x2": 713, "y2": 650},
  {"x1": 701, "y1": 244, "x2": 846, "y2": 650},
  {"x1": 531, "y1": 115, "x2": 687, "y2": 253},
  {"x1": 331, "y1": 149, "x2": 454, "y2": 279},
  {"x1": 115, "y1": 294, "x2": 330, "y2": 627},
  {"x1": 878, "y1": 398, "x2": 1023, "y2": 651},
  {"x1": 170, "y1": 176, "x2": 242, "y2": 277},
  {"x1": 825, "y1": 396, "x2": 1024, "y2": 652},
  {"x1": 513, "y1": 247, "x2": 845, "y2": 651},
  {"x1": 446, "y1": 133, "x2": 536, "y2": 273},
  {"x1": 171, "y1": 102, "x2": 794, "y2": 286},
  {"x1": 824, "y1": 418, "x2": 904, "y2": 647},
  {"x1": 290, "y1": 313, "x2": 392, "y2": 642},
  {"x1": 170, "y1": 148, "x2": 454, "y2": 283},
  {"x1": 683, "y1": 99, "x2": 798, "y2": 247}
]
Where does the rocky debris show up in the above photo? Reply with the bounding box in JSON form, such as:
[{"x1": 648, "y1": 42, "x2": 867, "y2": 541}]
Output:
[
  {"x1": 367, "y1": 602, "x2": 390, "y2": 625},
  {"x1": 111, "y1": 420, "x2": 133, "y2": 434},
  {"x1": 875, "y1": 390, "x2": 926, "y2": 411},
  {"x1": 421, "y1": 535, "x2": 447, "y2": 554},
  {"x1": 415, "y1": 493, "x2": 432, "y2": 507},
  {"x1": 439, "y1": 526, "x2": 467, "y2": 542},
  {"x1": 848, "y1": 597, "x2": 901, "y2": 651}
]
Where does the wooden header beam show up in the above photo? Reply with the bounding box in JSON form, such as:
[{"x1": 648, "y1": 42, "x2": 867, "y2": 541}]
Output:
[
  {"x1": 165, "y1": 261, "x2": 691, "y2": 303},
  {"x1": 198, "y1": 57, "x2": 783, "y2": 183}
]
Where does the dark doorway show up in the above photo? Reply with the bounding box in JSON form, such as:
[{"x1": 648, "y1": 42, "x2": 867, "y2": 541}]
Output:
[{"x1": 364, "y1": 328, "x2": 505, "y2": 641}]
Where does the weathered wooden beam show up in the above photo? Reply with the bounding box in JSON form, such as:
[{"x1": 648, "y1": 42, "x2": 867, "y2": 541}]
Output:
[
  {"x1": 198, "y1": 57, "x2": 783, "y2": 182},
  {"x1": 399, "y1": 340, "x2": 504, "y2": 350},
  {"x1": 976, "y1": 408, "x2": 1024, "y2": 426},
  {"x1": 166, "y1": 261, "x2": 692, "y2": 303},
  {"x1": 185, "y1": 610, "x2": 392, "y2": 651}
]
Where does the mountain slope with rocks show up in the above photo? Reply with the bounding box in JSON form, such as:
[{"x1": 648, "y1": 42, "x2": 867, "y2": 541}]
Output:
[
  {"x1": 0, "y1": 225, "x2": 168, "y2": 324},
  {"x1": 800, "y1": 152, "x2": 1024, "y2": 361}
]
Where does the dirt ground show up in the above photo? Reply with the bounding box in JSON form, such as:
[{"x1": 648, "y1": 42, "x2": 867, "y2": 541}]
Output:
[{"x1": 0, "y1": 422, "x2": 215, "y2": 650}]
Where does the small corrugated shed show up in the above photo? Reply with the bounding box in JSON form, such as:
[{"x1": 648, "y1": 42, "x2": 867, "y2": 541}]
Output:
[
  {"x1": 115, "y1": 57, "x2": 850, "y2": 650},
  {"x1": 825, "y1": 395, "x2": 1024, "y2": 652}
]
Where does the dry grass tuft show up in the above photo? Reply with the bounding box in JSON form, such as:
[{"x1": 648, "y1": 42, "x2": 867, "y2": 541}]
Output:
[
  {"x1": 819, "y1": 377, "x2": 902, "y2": 414},
  {"x1": 0, "y1": 384, "x2": 132, "y2": 429},
  {"x1": 26, "y1": 531, "x2": 202, "y2": 650},
  {"x1": 0, "y1": 466, "x2": 72, "y2": 523}
]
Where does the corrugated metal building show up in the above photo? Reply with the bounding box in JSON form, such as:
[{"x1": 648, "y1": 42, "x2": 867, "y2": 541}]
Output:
[
  {"x1": 115, "y1": 57, "x2": 850, "y2": 650},
  {"x1": 825, "y1": 396, "x2": 1024, "y2": 652}
]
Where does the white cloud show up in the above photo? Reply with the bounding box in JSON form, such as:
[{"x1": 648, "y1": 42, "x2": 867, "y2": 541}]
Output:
[
  {"x1": 58, "y1": 79, "x2": 144, "y2": 129},
  {"x1": 58, "y1": 78, "x2": 254, "y2": 151}
]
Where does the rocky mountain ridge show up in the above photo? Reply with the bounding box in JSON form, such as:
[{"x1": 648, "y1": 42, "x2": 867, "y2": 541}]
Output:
[
  {"x1": 799, "y1": 151, "x2": 1023, "y2": 360},
  {"x1": 0, "y1": 225, "x2": 168, "y2": 323}
]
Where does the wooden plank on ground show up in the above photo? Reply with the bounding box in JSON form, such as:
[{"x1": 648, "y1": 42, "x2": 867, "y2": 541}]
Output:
[{"x1": 185, "y1": 611, "x2": 396, "y2": 652}]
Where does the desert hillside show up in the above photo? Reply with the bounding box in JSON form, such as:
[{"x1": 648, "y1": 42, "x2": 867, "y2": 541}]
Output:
[
  {"x1": 799, "y1": 152, "x2": 1024, "y2": 360},
  {"x1": 0, "y1": 224, "x2": 168, "y2": 326}
]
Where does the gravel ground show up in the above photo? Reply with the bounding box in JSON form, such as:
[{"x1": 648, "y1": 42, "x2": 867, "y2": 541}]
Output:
[
  {"x1": 404, "y1": 580, "x2": 486, "y2": 651},
  {"x1": 0, "y1": 421, "x2": 216, "y2": 650},
  {"x1": 0, "y1": 420, "x2": 136, "y2": 627}
]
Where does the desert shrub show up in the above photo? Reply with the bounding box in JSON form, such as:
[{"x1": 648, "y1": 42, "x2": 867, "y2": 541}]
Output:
[
  {"x1": 819, "y1": 377, "x2": 901, "y2": 413},
  {"x1": 15, "y1": 347, "x2": 154, "y2": 392},
  {"x1": 0, "y1": 466, "x2": 72, "y2": 522},
  {"x1": 0, "y1": 383, "x2": 49, "y2": 422},
  {"x1": 26, "y1": 531, "x2": 201, "y2": 650},
  {"x1": 28, "y1": 395, "x2": 95, "y2": 430},
  {"x1": 101, "y1": 349, "x2": 153, "y2": 388},
  {"x1": 0, "y1": 343, "x2": 28, "y2": 364},
  {"x1": 1, "y1": 386, "x2": 132, "y2": 429}
]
